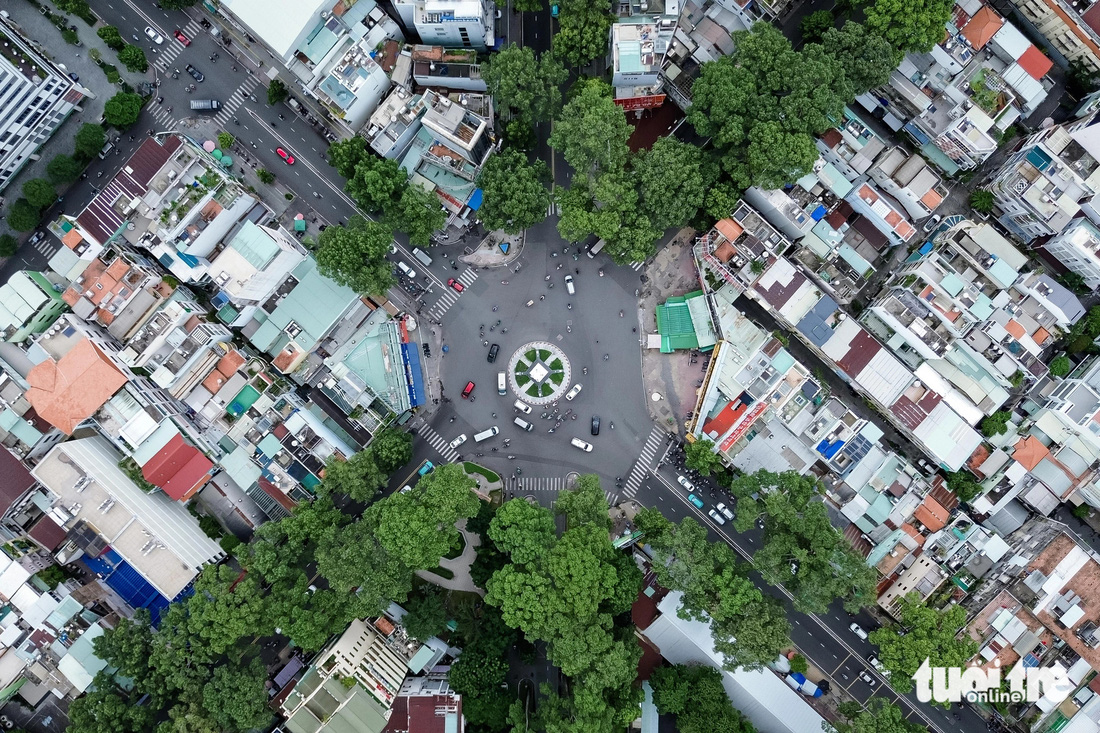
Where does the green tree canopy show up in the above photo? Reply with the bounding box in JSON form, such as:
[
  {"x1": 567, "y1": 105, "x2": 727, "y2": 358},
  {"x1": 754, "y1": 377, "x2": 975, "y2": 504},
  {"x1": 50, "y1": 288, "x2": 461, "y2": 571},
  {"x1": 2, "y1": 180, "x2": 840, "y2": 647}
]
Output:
[
  {"x1": 315, "y1": 216, "x2": 396, "y2": 296},
  {"x1": 684, "y1": 438, "x2": 724, "y2": 477},
  {"x1": 688, "y1": 22, "x2": 852, "y2": 189},
  {"x1": 47, "y1": 153, "x2": 83, "y2": 183},
  {"x1": 201, "y1": 658, "x2": 272, "y2": 731},
  {"x1": 74, "y1": 123, "x2": 107, "y2": 160},
  {"x1": 651, "y1": 665, "x2": 755, "y2": 733},
  {"x1": 489, "y1": 497, "x2": 557, "y2": 565},
  {"x1": 969, "y1": 189, "x2": 995, "y2": 214},
  {"x1": 185, "y1": 564, "x2": 271, "y2": 656},
  {"x1": 327, "y1": 136, "x2": 370, "y2": 179},
  {"x1": 1050, "y1": 354, "x2": 1072, "y2": 377},
  {"x1": 869, "y1": 593, "x2": 978, "y2": 694},
  {"x1": 818, "y1": 22, "x2": 898, "y2": 94},
  {"x1": 553, "y1": 0, "x2": 613, "y2": 67},
  {"x1": 862, "y1": 0, "x2": 953, "y2": 54},
  {"x1": 0, "y1": 234, "x2": 18, "y2": 257},
  {"x1": 979, "y1": 410, "x2": 1011, "y2": 437},
  {"x1": 800, "y1": 10, "x2": 835, "y2": 43},
  {"x1": 384, "y1": 185, "x2": 446, "y2": 247},
  {"x1": 403, "y1": 588, "x2": 450, "y2": 640},
  {"x1": 22, "y1": 178, "x2": 57, "y2": 210},
  {"x1": 103, "y1": 92, "x2": 144, "y2": 128},
  {"x1": 476, "y1": 149, "x2": 550, "y2": 234},
  {"x1": 731, "y1": 470, "x2": 876, "y2": 613},
  {"x1": 317, "y1": 450, "x2": 386, "y2": 502},
  {"x1": 482, "y1": 45, "x2": 568, "y2": 123},
  {"x1": 345, "y1": 153, "x2": 406, "y2": 215},
  {"x1": 367, "y1": 427, "x2": 413, "y2": 473},
  {"x1": 944, "y1": 470, "x2": 984, "y2": 504},
  {"x1": 68, "y1": 673, "x2": 155, "y2": 733},
  {"x1": 267, "y1": 79, "x2": 289, "y2": 106},
  {"x1": 96, "y1": 25, "x2": 125, "y2": 50},
  {"x1": 833, "y1": 698, "x2": 927, "y2": 733},
  {"x1": 118, "y1": 45, "x2": 149, "y2": 73},
  {"x1": 549, "y1": 79, "x2": 631, "y2": 182},
  {"x1": 6, "y1": 199, "x2": 40, "y2": 232},
  {"x1": 633, "y1": 137, "x2": 707, "y2": 231}
]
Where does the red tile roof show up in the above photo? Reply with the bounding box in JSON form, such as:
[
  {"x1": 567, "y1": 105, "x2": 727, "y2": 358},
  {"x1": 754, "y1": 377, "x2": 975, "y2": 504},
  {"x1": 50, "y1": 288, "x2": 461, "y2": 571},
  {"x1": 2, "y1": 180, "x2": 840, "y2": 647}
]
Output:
[
  {"x1": 141, "y1": 434, "x2": 213, "y2": 501},
  {"x1": 1013, "y1": 435, "x2": 1050, "y2": 471},
  {"x1": 26, "y1": 338, "x2": 128, "y2": 435},
  {"x1": 701, "y1": 400, "x2": 746, "y2": 440},
  {"x1": 914, "y1": 496, "x2": 950, "y2": 532},
  {"x1": 1017, "y1": 45, "x2": 1053, "y2": 80},
  {"x1": 0, "y1": 447, "x2": 36, "y2": 516},
  {"x1": 382, "y1": 694, "x2": 462, "y2": 733}
]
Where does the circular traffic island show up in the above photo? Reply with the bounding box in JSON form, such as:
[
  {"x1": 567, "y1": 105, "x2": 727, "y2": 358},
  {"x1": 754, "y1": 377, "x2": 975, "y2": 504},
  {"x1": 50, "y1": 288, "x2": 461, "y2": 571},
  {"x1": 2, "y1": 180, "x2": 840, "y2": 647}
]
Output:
[{"x1": 509, "y1": 341, "x2": 571, "y2": 405}]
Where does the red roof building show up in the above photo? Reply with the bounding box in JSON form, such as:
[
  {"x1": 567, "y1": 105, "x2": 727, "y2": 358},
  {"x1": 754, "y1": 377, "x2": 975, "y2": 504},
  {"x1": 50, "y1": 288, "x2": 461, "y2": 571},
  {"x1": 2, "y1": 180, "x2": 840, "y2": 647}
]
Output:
[
  {"x1": 141, "y1": 433, "x2": 213, "y2": 501},
  {"x1": 1017, "y1": 45, "x2": 1054, "y2": 81}
]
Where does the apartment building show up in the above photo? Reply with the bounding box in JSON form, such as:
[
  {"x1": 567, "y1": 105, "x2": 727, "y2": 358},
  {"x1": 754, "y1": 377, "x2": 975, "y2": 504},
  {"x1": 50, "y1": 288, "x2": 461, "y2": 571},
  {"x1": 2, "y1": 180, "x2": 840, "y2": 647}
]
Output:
[
  {"x1": 659, "y1": 0, "x2": 755, "y2": 110},
  {"x1": 0, "y1": 15, "x2": 85, "y2": 193},
  {"x1": 0, "y1": 272, "x2": 68, "y2": 344},
  {"x1": 1014, "y1": 0, "x2": 1100, "y2": 73},
  {"x1": 609, "y1": 1, "x2": 678, "y2": 110},
  {"x1": 392, "y1": 0, "x2": 496, "y2": 51}
]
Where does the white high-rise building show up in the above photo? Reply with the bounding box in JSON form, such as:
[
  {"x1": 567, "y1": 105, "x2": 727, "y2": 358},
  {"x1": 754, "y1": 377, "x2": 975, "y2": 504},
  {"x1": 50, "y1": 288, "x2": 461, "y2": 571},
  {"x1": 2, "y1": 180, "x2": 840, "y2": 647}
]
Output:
[
  {"x1": 0, "y1": 15, "x2": 85, "y2": 193},
  {"x1": 393, "y1": 0, "x2": 496, "y2": 51}
]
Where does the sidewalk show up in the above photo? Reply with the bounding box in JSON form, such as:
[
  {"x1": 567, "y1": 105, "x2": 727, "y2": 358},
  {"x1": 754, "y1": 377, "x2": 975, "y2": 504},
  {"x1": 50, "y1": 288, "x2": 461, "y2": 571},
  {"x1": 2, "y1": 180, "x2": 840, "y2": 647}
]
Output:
[
  {"x1": 414, "y1": 519, "x2": 485, "y2": 596},
  {"x1": 461, "y1": 228, "x2": 525, "y2": 268}
]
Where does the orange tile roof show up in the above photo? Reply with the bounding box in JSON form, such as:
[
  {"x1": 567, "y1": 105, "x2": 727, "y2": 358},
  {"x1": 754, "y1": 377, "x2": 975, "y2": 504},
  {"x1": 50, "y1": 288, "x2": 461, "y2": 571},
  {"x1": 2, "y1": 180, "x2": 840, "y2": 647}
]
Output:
[
  {"x1": 896, "y1": 221, "x2": 916, "y2": 240},
  {"x1": 1017, "y1": 45, "x2": 1053, "y2": 80},
  {"x1": 715, "y1": 218, "x2": 743, "y2": 242},
  {"x1": 920, "y1": 189, "x2": 943, "y2": 209},
  {"x1": 61, "y1": 229, "x2": 83, "y2": 250},
  {"x1": 885, "y1": 210, "x2": 902, "y2": 227},
  {"x1": 201, "y1": 369, "x2": 229, "y2": 396},
  {"x1": 1032, "y1": 326, "x2": 1052, "y2": 345},
  {"x1": 216, "y1": 350, "x2": 245, "y2": 376},
  {"x1": 1004, "y1": 319, "x2": 1026, "y2": 339},
  {"x1": 26, "y1": 338, "x2": 128, "y2": 434},
  {"x1": 962, "y1": 6, "x2": 1004, "y2": 50},
  {"x1": 913, "y1": 496, "x2": 950, "y2": 532},
  {"x1": 1013, "y1": 435, "x2": 1050, "y2": 471},
  {"x1": 901, "y1": 523, "x2": 927, "y2": 546}
]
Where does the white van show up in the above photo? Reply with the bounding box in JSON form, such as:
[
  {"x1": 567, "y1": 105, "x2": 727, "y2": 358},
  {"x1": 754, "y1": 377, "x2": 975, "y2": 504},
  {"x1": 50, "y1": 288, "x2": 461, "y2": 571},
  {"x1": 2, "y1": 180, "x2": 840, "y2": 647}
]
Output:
[
  {"x1": 514, "y1": 417, "x2": 533, "y2": 432},
  {"x1": 513, "y1": 399, "x2": 532, "y2": 414},
  {"x1": 564, "y1": 274, "x2": 575, "y2": 295},
  {"x1": 397, "y1": 261, "x2": 416, "y2": 278},
  {"x1": 586, "y1": 239, "x2": 606, "y2": 259},
  {"x1": 570, "y1": 437, "x2": 593, "y2": 452},
  {"x1": 474, "y1": 426, "x2": 500, "y2": 442},
  {"x1": 497, "y1": 371, "x2": 506, "y2": 395}
]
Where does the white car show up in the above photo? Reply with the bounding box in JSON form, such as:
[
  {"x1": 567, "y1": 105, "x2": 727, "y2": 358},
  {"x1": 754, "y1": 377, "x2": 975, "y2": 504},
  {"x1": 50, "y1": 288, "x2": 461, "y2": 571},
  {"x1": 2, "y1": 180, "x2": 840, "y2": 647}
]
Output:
[
  {"x1": 708, "y1": 509, "x2": 726, "y2": 525},
  {"x1": 849, "y1": 622, "x2": 868, "y2": 640},
  {"x1": 513, "y1": 399, "x2": 533, "y2": 414},
  {"x1": 570, "y1": 437, "x2": 593, "y2": 452},
  {"x1": 716, "y1": 502, "x2": 734, "y2": 521},
  {"x1": 922, "y1": 213, "x2": 942, "y2": 233},
  {"x1": 859, "y1": 671, "x2": 876, "y2": 686},
  {"x1": 677, "y1": 475, "x2": 695, "y2": 491},
  {"x1": 565, "y1": 383, "x2": 583, "y2": 401},
  {"x1": 144, "y1": 26, "x2": 165, "y2": 44},
  {"x1": 449, "y1": 434, "x2": 467, "y2": 449},
  {"x1": 564, "y1": 274, "x2": 575, "y2": 295}
]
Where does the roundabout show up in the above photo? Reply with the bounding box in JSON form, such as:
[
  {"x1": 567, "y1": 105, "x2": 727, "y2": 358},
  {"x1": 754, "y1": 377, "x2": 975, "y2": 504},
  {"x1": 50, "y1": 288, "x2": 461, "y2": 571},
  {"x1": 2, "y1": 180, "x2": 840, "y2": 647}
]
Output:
[{"x1": 507, "y1": 341, "x2": 571, "y2": 405}]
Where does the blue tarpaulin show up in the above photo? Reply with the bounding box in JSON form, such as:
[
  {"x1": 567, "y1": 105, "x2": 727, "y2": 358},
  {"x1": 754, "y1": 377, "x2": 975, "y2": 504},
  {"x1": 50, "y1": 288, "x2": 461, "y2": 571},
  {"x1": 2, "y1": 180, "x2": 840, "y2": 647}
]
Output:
[
  {"x1": 467, "y1": 188, "x2": 483, "y2": 210},
  {"x1": 83, "y1": 548, "x2": 174, "y2": 624},
  {"x1": 811, "y1": 204, "x2": 827, "y2": 221},
  {"x1": 403, "y1": 342, "x2": 427, "y2": 407},
  {"x1": 816, "y1": 439, "x2": 845, "y2": 459}
]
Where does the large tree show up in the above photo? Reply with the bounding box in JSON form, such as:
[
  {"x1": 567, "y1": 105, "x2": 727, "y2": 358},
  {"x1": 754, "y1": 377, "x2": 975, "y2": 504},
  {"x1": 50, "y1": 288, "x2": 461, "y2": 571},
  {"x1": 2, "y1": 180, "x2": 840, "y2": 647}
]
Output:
[
  {"x1": 651, "y1": 665, "x2": 755, "y2": 733},
  {"x1": 345, "y1": 153, "x2": 406, "y2": 215},
  {"x1": 185, "y1": 564, "x2": 271, "y2": 656},
  {"x1": 476, "y1": 150, "x2": 550, "y2": 234},
  {"x1": 731, "y1": 470, "x2": 876, "y2": 613},
  {"x1": 818, "y1": 22, "x2": 898, "y2": 95},
  {"x1": 6, "y1": 199, "x2": 40, "y2": 232},
  {"x1": 684, "y1": 438, "x2": 724, "y2": 477},
  {"x1": 68, "y1": 673, "x2": 155, "y2": 733},
  {"x1": 402, "y1": 588, "x2": 450, "y2": 640},
  {"x1": 318, "y1": 450, "x2": 386, "y2": 502},
  {"x1": 74, "y1": 123, "x2": 107, "y2": 160},
  {"x1": 633, "y1": 137, "x2": 707, "y2": 231},
  {"x1": 22, "y1": 178, "x2": 56, "y2": 210},
  {"x1": 482, "y1": 45, "x2": 567, "y2": 123},
  {"x1": 832, "y1": 698, "x2": 927, "y2": 733},
  {"x1": 327, "y1": 136, "x2": 369, "y2": 179},
  {"x1": 367, "y1": 427, "x2": 413, "y2": 473},
  {"x1": 385, "y1": 184, "x2": 446, "y2": 247},
  {"x1": 118, "y1": 45, "x2": 149, "y2": 73},
  {"x1": 103, "y1": 92, "x2": 144, "y2": 128},
  {"x1": 861, "y1": 0, "x2": 953, "y2": 54},
  {"x1": 636, "y1": 508, "x2": 790, "y2": 670},
  {"x1": 688, "y1": 23, "x2": 852, "y2": 189},
  {"x1": 314, "y1": 216, "x2": 395, "y2": 296},
  {"x1": 869, "y1": 593, "x2": 978, "y2": 694},
  {"x1": 201, "y1": 658, "x2": 272, "y2": 731},
  {"x1": 96, "y1": 25, "x2": 125, "y2": 50},
  {"x1": 549, "y1": 79, "x2": 631, "y2": 182},
  {"x1": 489, "y1": 497, "x2": 557, "y2": 565},
  {"x1": 47, "y1": 153, "x2": 83, "y2": 183},
  {"x1": 553, "y1": 0, "x2": 614, "y2": 67}
]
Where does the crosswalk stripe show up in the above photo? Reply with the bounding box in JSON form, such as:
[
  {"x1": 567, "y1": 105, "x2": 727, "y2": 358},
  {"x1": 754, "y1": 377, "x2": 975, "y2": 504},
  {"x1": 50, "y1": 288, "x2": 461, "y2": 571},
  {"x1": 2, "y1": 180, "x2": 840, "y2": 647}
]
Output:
[
  {"x1": 416, "y1": 424, "x2": 460, "y2": 463},
  {"x1": 426, "y1": 268, "x2": 477, "y2": 320},
  {"x1": 623, "y1": 427, "x2": 664, "y2": 496},
  {"x1": 630, "y1": 261, "x2": 644, "y2": 271}
]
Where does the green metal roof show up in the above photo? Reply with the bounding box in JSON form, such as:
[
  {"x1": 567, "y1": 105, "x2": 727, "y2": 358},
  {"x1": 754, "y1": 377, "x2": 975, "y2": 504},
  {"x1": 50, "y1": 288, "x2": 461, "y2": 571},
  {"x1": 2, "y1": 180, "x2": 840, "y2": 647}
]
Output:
[
  {"x1": 249, "y1": 258, "x2": 357, "y2": 356},
  {"x1": 229, "y1": 221, "x2": 281, "y2": 269},
  {"x1": 220, "y1": 445, "x2": 262, "y2": 490}
]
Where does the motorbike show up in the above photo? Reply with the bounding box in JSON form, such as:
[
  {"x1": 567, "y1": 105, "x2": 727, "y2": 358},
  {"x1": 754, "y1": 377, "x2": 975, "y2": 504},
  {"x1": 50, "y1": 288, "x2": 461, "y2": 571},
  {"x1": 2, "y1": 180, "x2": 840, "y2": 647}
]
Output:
[{"x1": 582, "y1": 367, "x2": 587, "y2": 375}]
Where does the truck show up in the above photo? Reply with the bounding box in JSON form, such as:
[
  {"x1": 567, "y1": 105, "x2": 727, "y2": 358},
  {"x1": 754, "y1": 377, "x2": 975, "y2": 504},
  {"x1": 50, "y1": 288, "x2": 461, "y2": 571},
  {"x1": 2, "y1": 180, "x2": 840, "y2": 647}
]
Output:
[
  {"x1": 190, "y1": 99, "x2": 221, "y2": 111},
  {"x1": 586, "y1": 239, "x2": 606, "y2": 258},
  {"x1": 784, "y1": 673, "x2": 823, "y2": 698},
  {"x1": 412, "y1": 247, "x2": 433, "y2": 268}
]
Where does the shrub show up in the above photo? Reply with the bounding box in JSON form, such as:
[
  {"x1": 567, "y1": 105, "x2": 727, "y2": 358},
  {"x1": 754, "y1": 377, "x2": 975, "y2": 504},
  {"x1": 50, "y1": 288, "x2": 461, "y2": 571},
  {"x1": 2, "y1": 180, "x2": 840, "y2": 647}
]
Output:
[
  {"x1": 0, "y1": 234, "x2": 18, "y2": 257},
  {"x1": 257, "y1": 169, "x2": 275, "y2": 184},
  {"x1": 118, "y1": 45, "x2": 148, "y2": 73},
  {"x1": 267, "y1": 79, "x2": 289, "y2": 106},
  {"x1": 1050, "y1": 355, "x2": 1072, "y2": 377},
  {"x1": 969, "y1": 189, "x2": 995, "y2": 214},
  {"x1": 217, "y1": 132, "x2": 235, "y2": 150},
  {"x1": 61, "y1": 29, "x2": 80, "y2": 45},
  {"x1": 979, "y1": 410, "x2": 1011, "y2": 438},
  {"x1": 97, "y1": 25, "x2": 125, "y2": 50}
]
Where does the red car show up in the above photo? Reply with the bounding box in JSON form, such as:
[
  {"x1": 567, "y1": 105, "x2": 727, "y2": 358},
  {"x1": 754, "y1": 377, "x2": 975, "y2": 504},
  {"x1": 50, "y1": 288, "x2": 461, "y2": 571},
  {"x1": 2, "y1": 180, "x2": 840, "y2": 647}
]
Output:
[
  {"x1": 173, "y1": 29, "x2": 190, "y2": 46},
  {"x1": 277, "y1": 147, "x2": 295, "y2": 165},
  {"x1": 461, "y1": 381, "x2": 475, "y2": 399},
  {"x1": 447, "y1": 278, "x2": 464, "y2": 293}
]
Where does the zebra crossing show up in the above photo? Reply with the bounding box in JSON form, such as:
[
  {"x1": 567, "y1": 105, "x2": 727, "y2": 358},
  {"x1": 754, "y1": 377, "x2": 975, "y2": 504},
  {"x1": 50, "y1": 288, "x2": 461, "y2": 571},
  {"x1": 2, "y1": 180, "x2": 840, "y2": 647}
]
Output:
[
  {"x1": 622, "y1": 427, "x2": 666, "y2": 498},
  {"x1": 211, "y1": 77, "x2": 261, "y2": 127},
  {"x1": 425, "y1": 268, "x2": 478, "y2": 321},
  {"x1": 415, "y1": 424, "x2": 461, "y2": 463},
  {"x1": 152, "y1": 21, "x2": 202, "y2": 74},
  {"x1": 505, "y1": 476, "x2": 619, "y2": 506},
  {"x1": 630, "y1": 261, "x2": 645, "y2": 271},
  {"x1": 29, "y1": 235, "x2": 58, "y2": 259}
]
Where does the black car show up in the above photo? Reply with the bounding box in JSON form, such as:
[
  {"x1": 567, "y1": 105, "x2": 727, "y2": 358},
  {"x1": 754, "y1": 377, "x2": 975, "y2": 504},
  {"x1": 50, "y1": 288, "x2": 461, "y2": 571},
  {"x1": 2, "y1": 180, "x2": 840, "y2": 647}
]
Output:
[
  {"x1": 185, "y1": 64, "x2": 205, "y2": 82},
  {"x1": 487, "y1": 344, "x2": 499, "y2": 363},
  {"x1": 591, "y1": 415, "x2": 600, "y2": 435}
]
